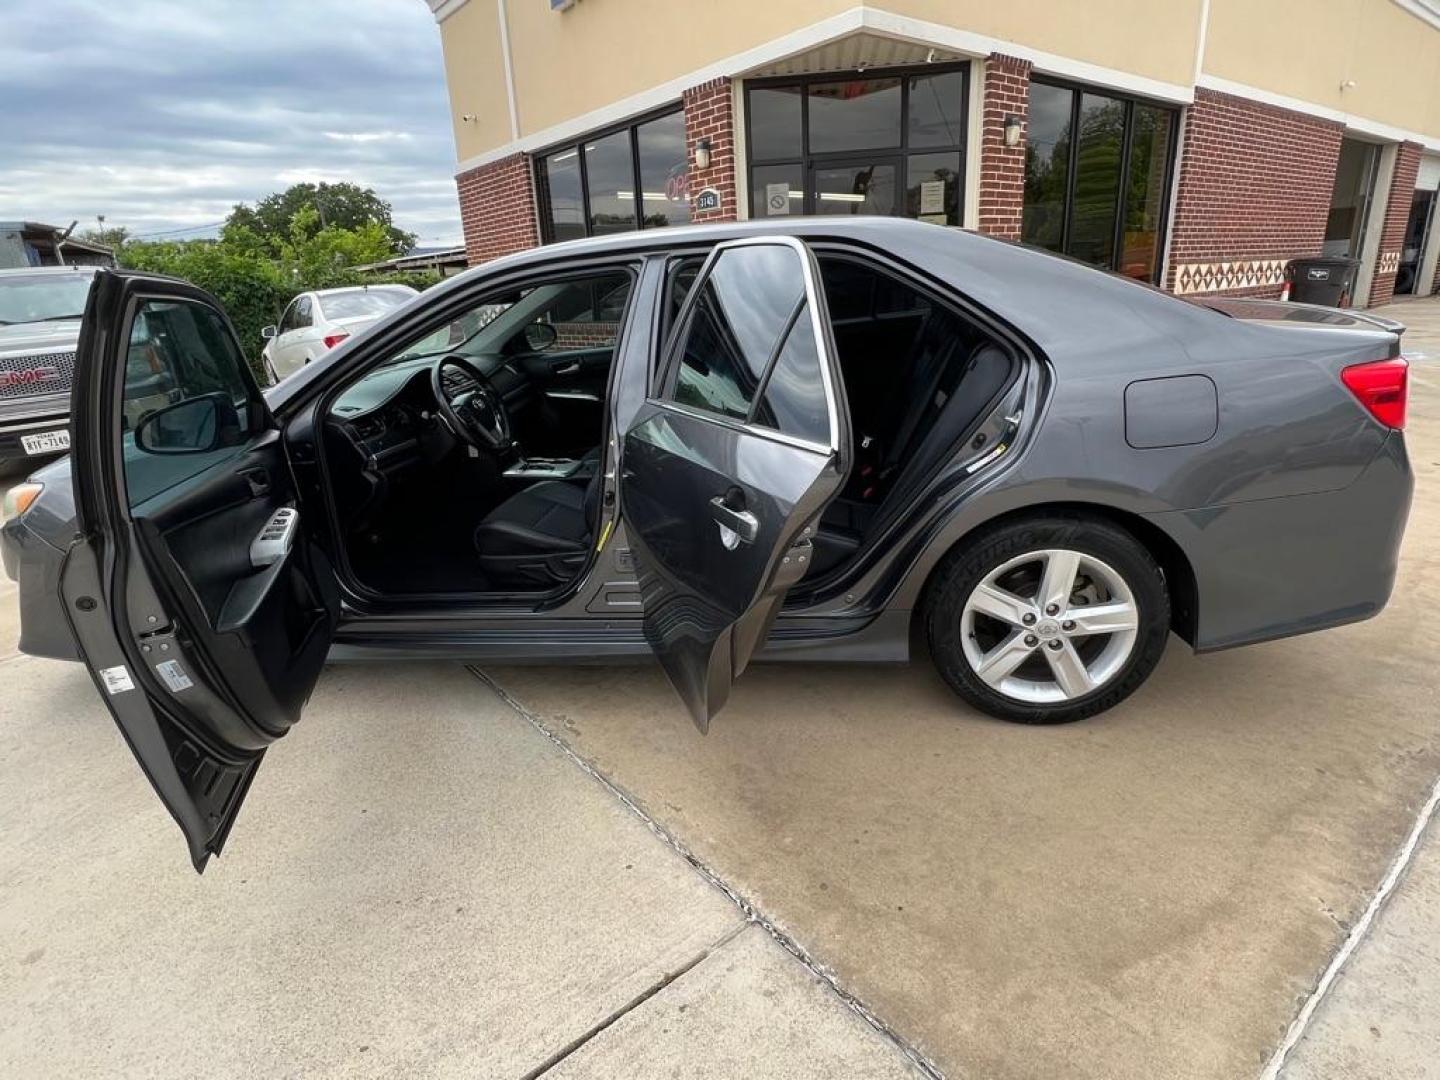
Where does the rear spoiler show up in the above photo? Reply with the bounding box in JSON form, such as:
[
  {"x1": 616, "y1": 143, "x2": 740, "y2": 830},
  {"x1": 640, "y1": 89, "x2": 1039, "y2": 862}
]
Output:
[{"x1": 1193, "y1": 297, "x2": 1406, "y2": 338}]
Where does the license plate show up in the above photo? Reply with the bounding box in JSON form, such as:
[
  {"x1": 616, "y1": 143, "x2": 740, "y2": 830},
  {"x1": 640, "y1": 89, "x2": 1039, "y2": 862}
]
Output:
[{"x1": 20, "y1": 429, "x2": 70, "y2": 455}]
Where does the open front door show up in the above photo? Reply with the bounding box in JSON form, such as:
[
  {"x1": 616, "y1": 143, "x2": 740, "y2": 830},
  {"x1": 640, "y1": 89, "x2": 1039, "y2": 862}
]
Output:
[
  {"x1": 621, "y1": 237, "x2": 849, "y2": 731},
  {"x1": 62, "y1": 270, "x2": 339, "y2": 870}
]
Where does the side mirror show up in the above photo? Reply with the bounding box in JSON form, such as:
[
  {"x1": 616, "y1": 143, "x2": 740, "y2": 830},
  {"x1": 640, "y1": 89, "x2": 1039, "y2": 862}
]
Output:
[
  {"x1": 134, "y1": 393, "x2": 241, "y2": 455},
  {"x1": 261, "y1": 325, "x2": 278, "y2": 340},
  {"x1": 523, "y1": 321, "x2": 558, "y2": 352}
]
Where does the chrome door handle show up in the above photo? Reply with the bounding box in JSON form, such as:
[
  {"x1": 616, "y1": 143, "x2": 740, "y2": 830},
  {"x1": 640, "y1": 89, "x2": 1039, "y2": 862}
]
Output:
[
  {"x1": 709, "y1": 496, "x2": 758, "y2": 549},
  {"x1": 554, "y1": 361, "x2": 581, "y2": 376}
]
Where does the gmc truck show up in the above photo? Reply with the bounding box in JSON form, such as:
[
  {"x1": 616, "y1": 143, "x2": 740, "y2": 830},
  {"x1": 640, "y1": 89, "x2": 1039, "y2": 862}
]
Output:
[{"x1": 0, "y1": 265, "x2": 95, "y2": 467}]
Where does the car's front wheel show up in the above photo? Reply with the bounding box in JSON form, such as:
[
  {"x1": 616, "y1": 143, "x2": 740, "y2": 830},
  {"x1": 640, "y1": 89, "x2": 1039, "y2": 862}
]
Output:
[{"x1": 925, "y1": 515, "x2": 1170, "y2": 724}]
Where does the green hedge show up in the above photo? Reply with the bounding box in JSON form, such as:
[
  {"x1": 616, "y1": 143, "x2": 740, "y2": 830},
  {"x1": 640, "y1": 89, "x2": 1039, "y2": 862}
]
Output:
[{"x1": 119, "y1": 241, "x2": 442, "y2": 381}]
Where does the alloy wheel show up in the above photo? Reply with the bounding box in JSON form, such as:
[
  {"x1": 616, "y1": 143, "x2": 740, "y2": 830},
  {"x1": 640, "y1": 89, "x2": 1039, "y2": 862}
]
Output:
[{"x1": 960, "y1": 547, "x2": 1140, "y2": 704}]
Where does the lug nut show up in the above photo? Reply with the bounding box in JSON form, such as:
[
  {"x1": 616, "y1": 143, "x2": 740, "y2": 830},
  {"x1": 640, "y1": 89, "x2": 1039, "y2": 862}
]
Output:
[
  {"x1": 1022, "y1": 613, "x2": 1036, "y2": 626},
  {"x1": 1045, "y1": 603, "x2": 1060, "y2": 616},
  {"x1": 1062, "y1": 620, "x2": 1075, "y2": 632},
  {"x1": 1047, "y1": 638, "x2": 1064, "y2": 651},
  {"x1": 1023, "y1": 634, "x2": 1038, "y2": 647}
]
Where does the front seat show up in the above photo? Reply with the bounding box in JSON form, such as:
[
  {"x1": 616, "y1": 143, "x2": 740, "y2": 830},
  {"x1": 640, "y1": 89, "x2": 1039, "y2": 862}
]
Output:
[{"x1": 474, "y1": 473, "x2": 599, "y2": 588}]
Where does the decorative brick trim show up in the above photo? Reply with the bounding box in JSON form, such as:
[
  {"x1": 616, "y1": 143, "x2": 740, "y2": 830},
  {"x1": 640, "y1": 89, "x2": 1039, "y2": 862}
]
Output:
[
  {"x1": 1367, "y1": 141, "x2": 1424, "y2": 307},
  {"x1": 683, "y1": 78, "x2": 737, "y2": 223},
  {"x1": 1173, "y1": 259, "x2": 1287, "y2": 295},
  {"x1": 976, "y1": 54, "x2": 1031, "y2": 239},
  {"x1": 456, "y1": 152, "x2": 540, "y2": 266},
  {"x1": 1167, "y1": 88, "x2": 1344, "y2": 298}
]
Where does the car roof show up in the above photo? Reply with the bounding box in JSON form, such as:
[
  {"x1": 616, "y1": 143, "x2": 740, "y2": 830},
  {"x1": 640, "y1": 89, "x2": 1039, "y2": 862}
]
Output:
[
  {"x1": 437, "y1": 216, "x2": 1224, "y2": 361},
  {"x1": 312, "y1": 284, "x2": 415, "y2": 297}
]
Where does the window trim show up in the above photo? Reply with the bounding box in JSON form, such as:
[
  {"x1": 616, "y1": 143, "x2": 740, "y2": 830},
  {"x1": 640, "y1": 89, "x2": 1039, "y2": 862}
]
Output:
[
  {"x1": 534, "y1": 103, "x2": 689, "y2": 244},
  {"x1": 655, "y1": 236, "x2": 841, "y2": 454},
  {"x1": 1024, "y1": 74, "x2": 1181, "y2": 285},
  {"x1": 743, "y1": 63, "x2": 971, "y2": 224}
]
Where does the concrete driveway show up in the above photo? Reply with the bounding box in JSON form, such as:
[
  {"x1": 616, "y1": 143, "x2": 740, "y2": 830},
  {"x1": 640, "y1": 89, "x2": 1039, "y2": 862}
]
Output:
[{"x1": 2, "y1": 299, "x2": 1438, "y2": 1078}]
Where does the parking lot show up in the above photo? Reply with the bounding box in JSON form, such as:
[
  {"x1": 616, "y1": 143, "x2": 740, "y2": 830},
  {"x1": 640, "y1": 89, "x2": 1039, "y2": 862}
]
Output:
[{"x1": 2, "y1": 299, "x2": 1437, "y2": 1079}]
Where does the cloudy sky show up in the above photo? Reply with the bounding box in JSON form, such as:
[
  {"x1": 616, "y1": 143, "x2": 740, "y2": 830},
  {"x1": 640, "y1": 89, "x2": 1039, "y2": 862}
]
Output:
[{"x1": 0, "y1": 0, "x2": 461, "y2": 245}]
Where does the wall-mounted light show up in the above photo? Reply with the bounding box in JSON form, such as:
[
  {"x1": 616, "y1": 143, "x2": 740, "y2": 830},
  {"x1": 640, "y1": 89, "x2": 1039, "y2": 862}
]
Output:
[
  {"x1": 693, "y1": 137, "x2": 712, "y2": 171},
  {"x1": 1003, "y1": 114, "x2": 1023, "y2": 148}
]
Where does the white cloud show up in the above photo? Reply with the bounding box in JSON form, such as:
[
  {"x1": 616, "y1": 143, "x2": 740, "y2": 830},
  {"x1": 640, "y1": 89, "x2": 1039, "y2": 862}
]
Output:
[{"x1": 0, "y1": 0, "x2": 462, "y2": 245}]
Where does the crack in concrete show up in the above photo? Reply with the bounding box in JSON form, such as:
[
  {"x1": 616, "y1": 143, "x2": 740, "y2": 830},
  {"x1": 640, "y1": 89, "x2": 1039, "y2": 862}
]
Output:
[
  {"x1": 520, "y1": 921, "x2": 749, "y2": 1080},
  {"x1": 468, "y1": 665, "x2": 947, "y2": 1080},
  {"x1": 1260, "y1": 772, "x2": 1440, "y2": 1080}
]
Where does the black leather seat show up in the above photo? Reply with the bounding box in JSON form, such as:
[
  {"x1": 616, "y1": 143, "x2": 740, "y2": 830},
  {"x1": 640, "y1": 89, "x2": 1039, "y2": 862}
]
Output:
[{"x1": 474, "y1": 472, "x2": 598, "y2": 588}]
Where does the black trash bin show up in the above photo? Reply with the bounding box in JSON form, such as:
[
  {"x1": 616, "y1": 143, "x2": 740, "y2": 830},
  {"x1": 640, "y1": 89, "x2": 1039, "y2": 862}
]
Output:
[{"x1": 1282, "y1": 256, "x2": 1361, "y2": 307}]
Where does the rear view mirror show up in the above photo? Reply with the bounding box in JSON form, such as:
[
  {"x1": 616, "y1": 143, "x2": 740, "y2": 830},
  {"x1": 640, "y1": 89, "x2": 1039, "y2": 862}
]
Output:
[
  {"x1": 523, "y1": 321, "x2": 558, "y2": 352},
  {"x1": 261, "y1": 324, "x2": 278, "y2": 340},
  {"x1": 134, "y1": 393, "x2": 241, "y2": 455}
]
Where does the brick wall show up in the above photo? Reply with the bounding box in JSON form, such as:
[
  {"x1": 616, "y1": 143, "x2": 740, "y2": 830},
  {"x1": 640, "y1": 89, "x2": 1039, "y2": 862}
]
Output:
[
  {"x1": 456, "y1": 152, "x2": 540, "y2": 266},
  {"x1": 976, "y1": 54, "x2": 1031, "y2": 239},
  {"x1": 1167, "y1": 88, "x2": 1344, "y2": 299},
  {"x1": 683, "y1": 78, "x2": 737, "y2": 223},
  {"x1": 1367, "y1": 141, "x2": 1424, "y2": 307}
]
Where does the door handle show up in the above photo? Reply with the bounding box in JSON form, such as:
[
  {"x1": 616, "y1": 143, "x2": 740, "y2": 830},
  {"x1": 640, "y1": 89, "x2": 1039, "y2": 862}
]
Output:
[
  {"x1": 553, "y1": 361, "x2": 581, "y2": 376},
  {"x1": 709, "y1": 496, "x2": 759, "y2": 549}
]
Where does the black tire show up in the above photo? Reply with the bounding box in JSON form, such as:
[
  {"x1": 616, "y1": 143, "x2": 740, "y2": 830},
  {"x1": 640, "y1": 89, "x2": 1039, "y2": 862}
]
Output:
[{"x1": 924, "y1": 514, "x2": 1170, "y2": 724}]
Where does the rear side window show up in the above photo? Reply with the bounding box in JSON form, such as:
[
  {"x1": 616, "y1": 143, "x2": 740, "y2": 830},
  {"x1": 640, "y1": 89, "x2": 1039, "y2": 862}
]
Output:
[{"x1": 665, "y1": 243, "x2": 829, "y2": 444}]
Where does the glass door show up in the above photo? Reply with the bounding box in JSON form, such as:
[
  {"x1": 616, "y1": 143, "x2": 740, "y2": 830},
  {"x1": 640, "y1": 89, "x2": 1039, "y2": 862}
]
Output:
[{"x1": 808, "y1": 157, "x2": 902, "y2": 217}]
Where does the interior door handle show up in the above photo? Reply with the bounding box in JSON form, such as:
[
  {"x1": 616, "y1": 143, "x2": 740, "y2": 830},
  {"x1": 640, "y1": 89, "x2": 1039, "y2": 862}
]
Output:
[
  {"x1": 553, "y1": 361, "x2": 581, "y2": 376},
  {"x1": 709, "y1": 496, "x2": 759, "y2": 548}
]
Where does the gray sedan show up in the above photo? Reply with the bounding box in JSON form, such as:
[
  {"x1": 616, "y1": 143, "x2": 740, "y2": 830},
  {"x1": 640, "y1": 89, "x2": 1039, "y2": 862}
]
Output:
[{"x1": 0, "y1": 218, "x2": 1412, "y2": 869}]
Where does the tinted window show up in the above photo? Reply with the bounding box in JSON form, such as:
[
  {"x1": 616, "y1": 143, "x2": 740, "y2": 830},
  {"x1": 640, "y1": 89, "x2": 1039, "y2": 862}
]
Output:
[
  {"x1": 635, "y1": 111, "x2": 690, "y2": 228},
  {"x1": 1067, "y1": 92, "x2": 1125, "y2": 268},
  {"x1": 807, "y1": 78, "x2": 901, "y2": 153},
  {"x1": 279, "y1": 299, "x2": 301, "y2": 333},
  {"x1": 540, "y1": 148, "x2": 585, "y2": 241},
  {"x1": 1121, "y1": 105, "x2": 1175, "y2": 281},
  {"x1": 670, "y1": 245, "x2": 805, "y2": 422},
  {"x1": 754, "y1": 307, "x2": 829, "y2": 444},
  {"x1": 295, "y1": 296, "x2": 313, "y2": 328},
  {"x1": 748, "y1": 86, "x2": 803, "y2": 161},
  {"x1": 1022, "y1": 82, "x2": 1072, "y2": 252},
  {"x1": 123, "y1": 299, "x2": 259, "y2": 506},
  {"x1": 907, "y1": 71, "x2": 965, "y2": 148},
  {"x1": 584, "y1": 129, "x2": 637, "y2": 235}
]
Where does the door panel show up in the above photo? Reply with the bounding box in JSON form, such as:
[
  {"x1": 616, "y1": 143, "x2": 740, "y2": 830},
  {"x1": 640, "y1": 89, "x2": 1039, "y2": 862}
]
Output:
[
  {"x1": 63, "y1": 271, "x2": 338, "y2": 870},
  {"x1": 621, "y1": 237, "x2": 849, "y2": 731}
]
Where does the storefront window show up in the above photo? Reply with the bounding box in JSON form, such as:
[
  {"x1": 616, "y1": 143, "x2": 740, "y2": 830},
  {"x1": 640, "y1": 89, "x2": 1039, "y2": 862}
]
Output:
[
  {"x1": 536, "y1": 106, "x2": 689, "y2": 243},
  {"x1": 745, "y1": 65, "x2": 969, "y2": 227},
  {"x1": 636, "y1": 111, "x2": 691, "y2": 228},
  {"x1": 1021, "y1": 78, "x2": 1178, "y2": 283},
  {"x1": 808, "y1": 78, "x2": 902, "y2": 153}
]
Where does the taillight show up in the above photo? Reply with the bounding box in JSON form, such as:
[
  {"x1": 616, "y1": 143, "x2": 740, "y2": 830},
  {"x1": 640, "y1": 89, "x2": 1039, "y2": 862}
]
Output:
[
  {"x1": 322, "y1": 331, "x2": 350, "y2": 350},
  {"x1": 1341, "y1": 357, "x2": 1408, "y2": 430},
  {"x1": 1279, "y1": 281, "x2": 1291, "y2": 302}
]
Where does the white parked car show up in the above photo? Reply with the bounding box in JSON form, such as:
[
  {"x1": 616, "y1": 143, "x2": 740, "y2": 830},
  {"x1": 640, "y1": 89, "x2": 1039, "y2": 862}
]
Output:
[{"x1": 260, "y1": 284, "x2": 417, "y2": 382}]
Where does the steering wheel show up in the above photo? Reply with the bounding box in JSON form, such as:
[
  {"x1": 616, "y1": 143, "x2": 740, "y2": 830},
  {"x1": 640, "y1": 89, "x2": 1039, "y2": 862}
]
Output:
[{"x1": 432, "y1": 355, "x2": 512, "y2": 453}]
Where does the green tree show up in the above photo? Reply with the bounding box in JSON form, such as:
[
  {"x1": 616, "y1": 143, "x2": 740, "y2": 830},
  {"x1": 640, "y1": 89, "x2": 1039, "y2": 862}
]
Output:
[{"x1": 224, "y1": 181, "x2": 415, "y2": 256}]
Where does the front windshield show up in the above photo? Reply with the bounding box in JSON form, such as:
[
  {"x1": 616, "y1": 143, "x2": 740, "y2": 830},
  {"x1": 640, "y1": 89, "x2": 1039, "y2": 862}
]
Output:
[
  {"x1": 318, "y1": 287, "x2": 415, "y2": 321},
  {"x1": 379, "y1": 275, "x2": 627, "y2": 368},
  {"x1": 0, "y1": 273, "x2": 93, "y2": 325}
]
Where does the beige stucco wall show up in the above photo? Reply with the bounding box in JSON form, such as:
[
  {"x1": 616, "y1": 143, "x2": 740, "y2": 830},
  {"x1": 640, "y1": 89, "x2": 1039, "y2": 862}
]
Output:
[
  {"x1": 1202, "y1": 0, "x2": 1440, "y2": 142},
  {"x1": 441, "y1": 0, "x2": 1205, "y2": 162},
  {"x1": 439, "y1": 0, "x2": 514, "y2": 160},
  {"x1": 438, "y1": 0, "x2": 1440, "y2": 163}
]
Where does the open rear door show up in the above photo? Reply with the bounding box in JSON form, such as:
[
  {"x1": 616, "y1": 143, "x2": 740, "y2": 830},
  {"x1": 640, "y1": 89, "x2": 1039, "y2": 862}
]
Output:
[
  {"x1": 62, "y1": 270, "x2": 339, "y2": 870},
  {"x1": 621, "y1": 237, "x2": 849, "y2": 731}
]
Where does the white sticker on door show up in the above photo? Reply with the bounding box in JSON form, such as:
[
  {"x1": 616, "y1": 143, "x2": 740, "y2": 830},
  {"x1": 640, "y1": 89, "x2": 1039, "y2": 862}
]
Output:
[
  {"x1": 765, "y1": 182, "x2": 791, "y2": 216},
  {"x1": 99, "y1": 665, "x2": 135, "y2": 695},
  {"x1": 155, "y1": 659, "x2": 194, "y2": 693}
]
